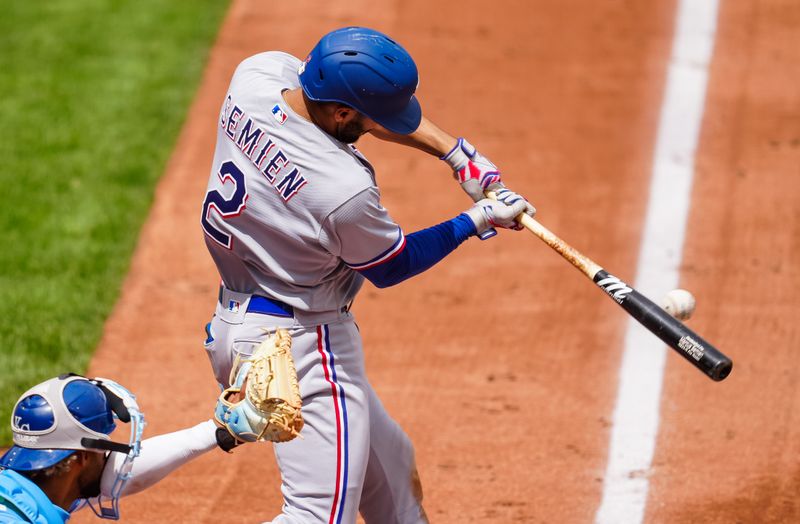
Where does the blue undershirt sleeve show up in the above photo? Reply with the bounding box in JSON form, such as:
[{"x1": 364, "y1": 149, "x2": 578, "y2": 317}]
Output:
[{"x1": 358, "y1": 213, "x2": 477, "y2": 288}]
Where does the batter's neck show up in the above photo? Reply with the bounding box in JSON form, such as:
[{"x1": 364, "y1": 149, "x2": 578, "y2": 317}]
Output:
[{"x1": 282, "y1": 88, "x2": 313, "y2": 123}]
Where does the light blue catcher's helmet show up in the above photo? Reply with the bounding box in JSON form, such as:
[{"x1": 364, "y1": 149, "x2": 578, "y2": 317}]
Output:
[
  {"x1": 0, "y1": 374, "x2": 146, "y2": 520},
  {"x1": 298, "y1": 26, "x2": 422, "y2": 135}
]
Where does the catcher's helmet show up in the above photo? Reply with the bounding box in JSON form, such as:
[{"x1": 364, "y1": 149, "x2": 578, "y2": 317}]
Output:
[
  {"x1": 0, "y1": 376, "x2": 117, "y2": 471},
  {"x1": 0, "y1": 374, "x2": 145, "y2": 519},
  {"x1": 298, "y1": 26, "x2": 422, "y2": 135}
]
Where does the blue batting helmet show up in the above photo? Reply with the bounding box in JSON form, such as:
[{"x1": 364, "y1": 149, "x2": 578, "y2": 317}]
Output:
[
  {"x1": 298, "y1": 26, "x2": 422, "y2": 135},
  {"x1": 0, "y1": 375, "x2": 117, "y2": 471}
]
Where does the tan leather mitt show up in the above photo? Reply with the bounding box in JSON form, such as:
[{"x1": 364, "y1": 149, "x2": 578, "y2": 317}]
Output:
[{"x1": 215, "y1": 328, "x2": 304, "y2": 443}]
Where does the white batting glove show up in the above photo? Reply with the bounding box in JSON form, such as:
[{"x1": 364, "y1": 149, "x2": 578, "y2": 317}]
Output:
[
  {"x1": 494, "y1": 187, "x2": 536, "y2": 226},
  {"x1": 464, "y1": 197, "x2": 529, "y2": 240},
  {"x1": 441, "y1": 138, "x2": 502, "y2": 202}
]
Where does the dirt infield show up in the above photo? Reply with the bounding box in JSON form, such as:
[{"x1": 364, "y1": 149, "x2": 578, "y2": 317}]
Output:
[{"x1": 75, "y1": 0, "x2": 799, "y2": 522}]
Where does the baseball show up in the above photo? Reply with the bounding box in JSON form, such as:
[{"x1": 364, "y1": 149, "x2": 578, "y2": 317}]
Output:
[{"x1": 660, "y1": 289, "x2": 696, "y2": 320}]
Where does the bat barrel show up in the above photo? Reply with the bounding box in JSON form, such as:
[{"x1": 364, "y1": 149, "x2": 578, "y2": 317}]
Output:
[
  {"x1": 594, "y1": 270, "x2": 733, "y2": 382},
  {"x1": 632, "y1": 297, "x2": 733, "y2": 381},
  {"x1": 500, "y1": 198, "x2": 734, "y2": 383}
]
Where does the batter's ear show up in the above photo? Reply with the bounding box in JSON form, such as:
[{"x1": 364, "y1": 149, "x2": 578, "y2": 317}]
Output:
[{"x1": 333, "y1": 105, "x2": 357, "y2": 123}]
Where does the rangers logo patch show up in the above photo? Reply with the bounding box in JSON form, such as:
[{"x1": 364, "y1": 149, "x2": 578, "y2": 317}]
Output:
[{"x1": 272, "y1": 104, "x2": 288, "y2": 125}]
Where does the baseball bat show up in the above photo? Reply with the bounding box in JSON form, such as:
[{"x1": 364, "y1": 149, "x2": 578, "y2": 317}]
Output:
[{"x1": 487, "y1": 193, "x2": 733, "y2": 381}]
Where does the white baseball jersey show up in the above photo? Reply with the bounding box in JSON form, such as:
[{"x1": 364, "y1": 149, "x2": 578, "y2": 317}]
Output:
[
  {"x1": 202, "y1": 50, "x2": 429, "y2": 523},
  {"x1": 201, "y1": 52, "x2": 406, "y2": 312}
]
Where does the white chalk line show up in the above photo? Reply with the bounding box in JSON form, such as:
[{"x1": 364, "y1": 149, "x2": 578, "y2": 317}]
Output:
[{"x1": 594, "y1": 1, "x2": 720, "y2": 523}]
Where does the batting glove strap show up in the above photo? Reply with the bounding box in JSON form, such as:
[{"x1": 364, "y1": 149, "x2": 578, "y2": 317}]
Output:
[
  {"x1": 440, "y1": 137, "x2": 473, "y2": 170},
  {"x1": 465, "y1": 198, "x2": 528, "y2": 237},
  {"x1": 463, "y1": 204, "x2": 497, "y2": 240}
]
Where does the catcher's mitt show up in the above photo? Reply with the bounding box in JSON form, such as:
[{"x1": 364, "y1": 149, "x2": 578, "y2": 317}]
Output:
[{"x1": 214, "y1": 328, "x2": 303, "y2": 444}]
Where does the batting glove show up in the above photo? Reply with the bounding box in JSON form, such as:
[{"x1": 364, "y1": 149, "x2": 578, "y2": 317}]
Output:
[
  {"x1": 464, "y1": 197, "x2": 529, "y2": 239},
  {"x1": 494, "y1": 187, "x2": 536, "y2": 229},
  {"x1": 441, "y1": 138, "x2": 502, "y2": 202}
]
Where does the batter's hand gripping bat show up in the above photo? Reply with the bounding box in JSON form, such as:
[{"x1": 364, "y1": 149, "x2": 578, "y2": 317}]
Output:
[{"x1": 488, "y1": 193, "x2": 733, "y2": 381}]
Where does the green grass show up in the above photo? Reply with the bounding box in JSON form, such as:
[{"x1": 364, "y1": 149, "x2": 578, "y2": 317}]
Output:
[{"x1": 0, "y1": 0, "x2": 230, "y2": 444}]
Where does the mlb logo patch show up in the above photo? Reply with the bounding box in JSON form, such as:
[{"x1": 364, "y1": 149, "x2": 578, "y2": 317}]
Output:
[
  {"x1": 272, "y1": 104, "x2": 288, "y2": 125},
  {"x1": 227, "y1": 300, "x2": 240, "y2": 313}
]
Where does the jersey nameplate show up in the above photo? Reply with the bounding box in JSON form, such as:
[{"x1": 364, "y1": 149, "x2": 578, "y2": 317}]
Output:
[{"x1": 220, "y1": 94, "x2": 307, "y2": 201}]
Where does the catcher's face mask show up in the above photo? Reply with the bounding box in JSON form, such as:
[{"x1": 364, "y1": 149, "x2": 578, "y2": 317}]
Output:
[{"x1": 0, "y1": 373, "x2": 146, "y2": 520}]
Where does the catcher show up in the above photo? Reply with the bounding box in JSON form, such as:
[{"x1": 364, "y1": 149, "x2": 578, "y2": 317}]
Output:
[{"x1": 0, "y1": 374, "x2": 242, "y2": 522}]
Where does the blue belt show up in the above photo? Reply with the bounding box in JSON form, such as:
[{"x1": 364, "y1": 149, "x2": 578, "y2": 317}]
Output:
[
  {"x1": 247, "y1": 295, "x2": 294, "y2": 317},
  {"x1": 246, "y1": 297, "x2": 349, "y2": 316},
  {"x1": 218, "y1": 289, "x2": 294, "y2": 317}
]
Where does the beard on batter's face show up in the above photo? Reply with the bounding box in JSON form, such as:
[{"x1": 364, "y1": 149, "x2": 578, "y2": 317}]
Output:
[{"x1": 334, "y1": 116, "x2": 368, "y2": 144}]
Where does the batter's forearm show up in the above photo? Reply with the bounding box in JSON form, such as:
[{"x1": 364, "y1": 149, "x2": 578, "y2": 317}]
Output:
[
  {"x1": 358, "y1": 214, "x2": 476, "y2": 288},
  {"x1": 369, "y1": 116, "x2": 456, "y2": 157}
]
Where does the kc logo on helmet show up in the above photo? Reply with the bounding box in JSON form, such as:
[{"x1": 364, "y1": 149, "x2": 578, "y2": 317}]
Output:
[{"x1": 14, "y1": 416, "x2": 30, "y2": 431}]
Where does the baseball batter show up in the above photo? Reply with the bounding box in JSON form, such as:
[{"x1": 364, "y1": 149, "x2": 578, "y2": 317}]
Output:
[{"x1": 201, "y1": 27, "x2": 535, "y2": 523}]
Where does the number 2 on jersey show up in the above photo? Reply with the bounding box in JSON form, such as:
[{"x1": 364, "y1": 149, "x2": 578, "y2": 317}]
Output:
[{"x1": 201, "y1": 160, "x2": 248, "y2": 249}]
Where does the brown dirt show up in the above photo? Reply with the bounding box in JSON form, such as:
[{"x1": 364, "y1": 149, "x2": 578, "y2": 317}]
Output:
[
  {"x1": 645, "y1": 0, "x2": 800, "y2": 523},
  {"x1": 73, "y1": 0, "x2": 800, "y2": 523}
]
